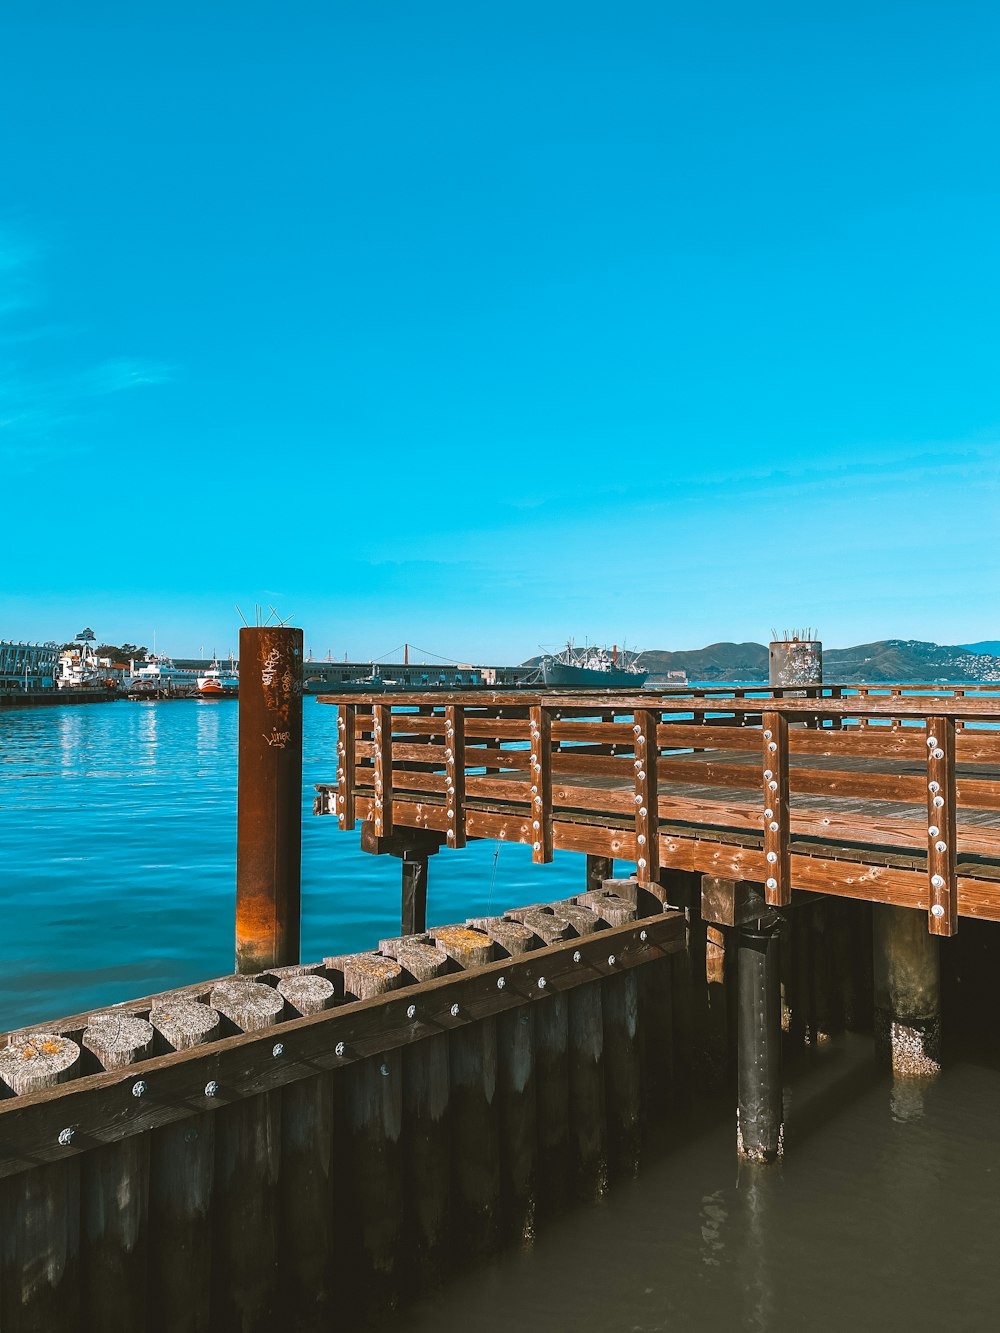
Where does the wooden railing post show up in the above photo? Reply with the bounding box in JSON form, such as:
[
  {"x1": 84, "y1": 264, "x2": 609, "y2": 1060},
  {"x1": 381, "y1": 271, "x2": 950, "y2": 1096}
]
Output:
[
  {"x1": 445, "y1": 704, "x2": 466, "y2": 849},
  {"x1": 762, "y1": 711, "x2": 790, "y2": 907},
  {"x1": 926, "y1": 716, "x2": 957, "y2": 936},
  {"x1": 372, "y1": 703, "x2": 393, "y2": 837},
  {"x1": 634, "y1": 708, "x2": 659, "y2": 886},
  {"x1": 336, "y1": 703, "x2": 357, "y2": 830},
  {"x1": 529, "y1": 704, "x2": 553, "y2": 863}
]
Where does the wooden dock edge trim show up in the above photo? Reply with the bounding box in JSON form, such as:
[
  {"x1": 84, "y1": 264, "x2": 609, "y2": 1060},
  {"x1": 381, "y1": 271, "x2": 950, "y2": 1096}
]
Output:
[
  {"x1": 655, "y1": 831, "x2": 1000, "y2": 918},
  {"x1": 0, "y1": 914, "x2": 684, "y2": 1179}
]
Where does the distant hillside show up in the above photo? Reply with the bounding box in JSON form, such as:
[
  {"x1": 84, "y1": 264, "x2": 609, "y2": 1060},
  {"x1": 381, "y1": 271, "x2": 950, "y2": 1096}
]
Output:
[
  {"x1": 634, "y1": 639, "x2": 1000, "y2": 683},
  {"x1": 638, "y1": 642, "x2": 768, "y2": 680},
  {"x1": 962, "y1": 641, "x2": 1000, "y2": 655}
]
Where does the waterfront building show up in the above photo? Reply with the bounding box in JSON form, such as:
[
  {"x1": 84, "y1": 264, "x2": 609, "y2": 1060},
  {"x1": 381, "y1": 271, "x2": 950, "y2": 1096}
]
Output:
[{"x1": 0, "y1": 640, "x2": 60, "y2": 691}]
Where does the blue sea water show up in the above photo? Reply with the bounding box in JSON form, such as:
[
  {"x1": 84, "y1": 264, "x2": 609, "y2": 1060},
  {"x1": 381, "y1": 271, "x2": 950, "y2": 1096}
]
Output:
[{"x1": 0, "y1": 697, "x2": 587, "y2": 1030}]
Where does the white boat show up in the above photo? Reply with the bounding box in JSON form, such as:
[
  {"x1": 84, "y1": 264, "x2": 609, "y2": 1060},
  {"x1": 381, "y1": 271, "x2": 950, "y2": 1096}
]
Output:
[
  {"x1": 196, "y1": 657, "x2": 239, "y2": 698},
  {"x1": 125, "y1": 654, "x2": 198, "y2": 696}
]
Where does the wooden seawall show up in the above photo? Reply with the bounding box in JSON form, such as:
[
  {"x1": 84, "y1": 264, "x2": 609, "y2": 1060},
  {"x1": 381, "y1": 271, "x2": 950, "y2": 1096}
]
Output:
[{"x1": 0, "y1": 891, "x2": 685, "y2": 1331}]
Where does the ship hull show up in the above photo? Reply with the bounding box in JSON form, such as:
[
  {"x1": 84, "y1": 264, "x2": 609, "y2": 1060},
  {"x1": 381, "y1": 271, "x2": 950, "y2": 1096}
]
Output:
[{"x1": 540, "y1": 661, "x2": 648, "y2": 688}]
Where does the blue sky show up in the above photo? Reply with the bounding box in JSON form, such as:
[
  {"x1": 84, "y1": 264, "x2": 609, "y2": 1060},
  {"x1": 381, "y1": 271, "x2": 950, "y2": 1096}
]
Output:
[{"x1": 2, "y1": 1, "x2": 998, "y2": 662}]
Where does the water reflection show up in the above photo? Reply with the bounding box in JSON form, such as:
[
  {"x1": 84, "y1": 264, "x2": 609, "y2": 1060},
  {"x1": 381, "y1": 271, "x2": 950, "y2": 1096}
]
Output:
[
  {"x1": 698, "y1": 1188, "x2": 727, "y2": 1266},
  {"x1": 890, "y1": 1076, "x2": 930, "y2": 1124},
  {"x1": 57, "y1": 709, "x2": 83, "y2": 774},
  {"x1": 137, "y1": 701, "x2": 159, "y2": 763},
  {"x1": 737, "y1": 1162, "x2": 777, "y2": 1332},
  {"x1": 196, "y1": 700, "x2": 220, "y2": 762}
]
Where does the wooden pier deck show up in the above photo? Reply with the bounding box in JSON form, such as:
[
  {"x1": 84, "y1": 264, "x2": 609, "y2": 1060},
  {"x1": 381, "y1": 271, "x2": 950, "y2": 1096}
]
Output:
[{"x1": 315, "y1": 684, "x2": 1000, "y2": 933}]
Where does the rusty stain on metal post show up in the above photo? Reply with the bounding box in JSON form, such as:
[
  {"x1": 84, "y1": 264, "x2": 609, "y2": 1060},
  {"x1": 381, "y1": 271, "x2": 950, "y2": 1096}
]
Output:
[{"x1": 236, "y1": 626, "x2": 304, "y2": 973}]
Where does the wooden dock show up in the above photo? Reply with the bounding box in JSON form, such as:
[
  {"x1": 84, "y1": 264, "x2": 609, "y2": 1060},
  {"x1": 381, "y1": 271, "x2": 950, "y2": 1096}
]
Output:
[
  {"x1": 3, "y1": 653, "x2": 999, "y2": 1329},
  {"x1": 314, "y1": 683, "x2": 1000, "y2": 934}
]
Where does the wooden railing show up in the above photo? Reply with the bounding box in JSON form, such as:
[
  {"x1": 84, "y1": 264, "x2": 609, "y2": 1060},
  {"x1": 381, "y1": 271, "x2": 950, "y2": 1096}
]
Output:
[{"x1": 319, "y1": 685, "x2": 1000, "y2": 933}]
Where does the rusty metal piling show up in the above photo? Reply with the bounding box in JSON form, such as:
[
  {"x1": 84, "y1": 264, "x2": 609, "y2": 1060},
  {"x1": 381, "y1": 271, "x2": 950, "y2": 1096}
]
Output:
[{"x1": 235, "y1": 626, "x2": 304, "y2": 973}]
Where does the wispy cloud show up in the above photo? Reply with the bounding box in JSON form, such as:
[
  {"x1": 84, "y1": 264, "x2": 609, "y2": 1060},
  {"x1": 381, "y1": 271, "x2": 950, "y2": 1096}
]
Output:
[
  {"x1": 79, "y1": 358, "x2": 174, "y2": 396},
  {"x1": 0, "y1": 229, "x2": 175, "y2": 469}
]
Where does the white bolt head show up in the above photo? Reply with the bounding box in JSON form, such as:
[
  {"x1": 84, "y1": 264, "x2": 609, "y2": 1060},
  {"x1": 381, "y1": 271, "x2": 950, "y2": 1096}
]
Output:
[
  {"x1": 927, "y1": 736, "x2": 937, "y2": 748},
  {"x1": 769, "y1": 821, "x2": 779, "y2": 832},
  {"x1": 638, "y1": 857, "x2": 647, "y2": 869},
  {"x1": 634, "y1": 795, "x2": 642, "y2": 804},
  {"x1": 272, "y1": 1042, "x2": 284, "y2": 1058},
  {"x1": 573, "y1": 950, "x2": 582, "y2": 963},
  {"x1": 58, "y1": 1127, "x2": 75, "y2": 1146},
  {"x1": 497, "y1": 977, "x2": 506, "y2": 990},
  {"x1": 205, "y1": 1080, "x2": 219, "y2": 1097},
  {"x1": 767, "y1": 851, "x2": 778, "y2": 864},
  {"x1": 928, "y1": 781, "x2": 940, "y2": 793},
  {"x1": 640, "y1": 929, "x2": 648, "y2": 941},
  {"x1": 933, "y1": 795, "x2": 945, "y2": 808},
  {"x1": 637, "y1": 770, "x2": 646, "y2": 780},
  {"x1": 766, "y1": 877, "x2": 777, "y2": 890},
  {"x1": 764, "y1": 769, "x2": 773, "y2": 780},
  {"x1": 931, "y1": 874, "x2": 945, "y2": 889},
  {"x1": 532, "y1": 820, "x2": 540, "y2": 830},
  {"x1": 532, "y1": 841, "x2": 541, "y2": 852},
  {"x1": 639, "y1": 807, "x2": 647, "y2": 817},
  {"x1": 931, "y1": 903, "x2": 945, "y2": 919},
  {"x1": 538, "y1": 977, "x2": 547, "y2": 989},
  {"x1": 933, "y1": 748, "x2": 944, "y2": 760},
  {"x1": 764, "y1": 808, "x2": 774, "y2": 819},
  {"x1": 407, "y1": 1004, "x2": 417, "y2": 1018},
  {"x1": 769, "y1": 780, "x2": 778, "y2": 791},
  {"x1": 450, "y1": 1003, "x2": 460, "y2": 1017},
  {"x1": 447, "y1": 808, "x2": 454, "y2": 819},
  {"x1": 637, "y1": 834, "x2": 646, "y2": 846},
  {"x1": 768, "y1": 742, "x2": 777, "y2": 753},
  {"x1": 335, "y1": 1042, "x2": 345, "y2": 1057},
  {"x1": 935, "y1": 840, "x2": 947, "y2": 854},
  {"x1": 132, "y1": 1080, "x2": 147, "y2": 1098},
  {"x1": 608, "y1": 954, "x2": 617, "y2": 966},
  {"x1": 763, "y1": 729, "x2": 773, "y2": 740},
  {"x1": 633, "y1": 724, "x2": 641, "y2": 734},
  {"x1": 928, "y1": 826, "x2": 940, "y2": 837}
]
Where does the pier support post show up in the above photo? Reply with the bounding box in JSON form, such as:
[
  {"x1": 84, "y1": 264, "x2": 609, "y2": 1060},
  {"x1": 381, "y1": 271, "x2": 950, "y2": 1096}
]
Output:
[
  {"x1": 737, "y1": 919, "x2": 783, "y2": 1162},
  {"x1": 401, "y1": 853, "x2": 428, "y2": 935},
  {"x1": 235, "y1": 625, "x2": 304, "y2": 974},
  {"x1": 873, "y1": 905, "x2": 941, "y2": 1076}
]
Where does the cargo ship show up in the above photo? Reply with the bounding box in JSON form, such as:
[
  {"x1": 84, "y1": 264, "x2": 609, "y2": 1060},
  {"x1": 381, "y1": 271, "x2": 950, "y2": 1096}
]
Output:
[{"x1": 539, "y1": 642, "x2": 648, "y2": 688}]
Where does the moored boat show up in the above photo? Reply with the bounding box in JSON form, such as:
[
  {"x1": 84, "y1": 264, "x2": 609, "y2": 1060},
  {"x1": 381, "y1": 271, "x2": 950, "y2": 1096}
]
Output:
[
  {"x1": 125, "y1": 654, "x2": 198, "y2": 697},
  {"x1": 539, "y1": 642, "x2": 648, "y2": 688},
  {"x1": 196, "y1": 657, "x2": 239, "y2": 698}
]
